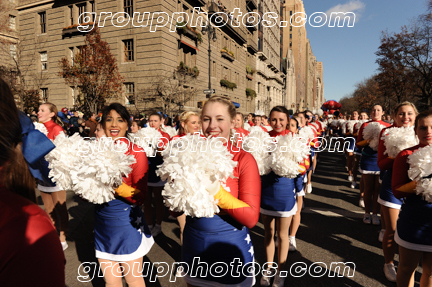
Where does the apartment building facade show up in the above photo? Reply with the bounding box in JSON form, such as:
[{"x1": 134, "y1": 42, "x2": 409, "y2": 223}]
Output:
[{"x1": 8, "y1": 0, "x2": 263, "y2": 114}]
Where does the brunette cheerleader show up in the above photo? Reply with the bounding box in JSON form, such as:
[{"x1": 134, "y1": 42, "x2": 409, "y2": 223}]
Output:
[
  {"x1": 95, "y1": 103, "x2": 154, "y2": 287},
  {"x1": 260, "y1": 106, "x2": 304, "y2": 287},
  {"x1": 392, "y1": 110, "x2": 432, "y2": 287},
  {"x1": 37, "y1": 102, "x2": 69, "y2": 250}
]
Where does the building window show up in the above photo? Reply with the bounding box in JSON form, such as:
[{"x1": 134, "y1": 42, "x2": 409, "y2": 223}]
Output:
[
  {"x1": 39, "y1": 12, "x2": 46, "y2": 34},
  {"x1": 40, "y1": 88, "x2": 48, "y2": 102},
  {"x1": 290, "y1": 34, "x2": 292, "y2": 39},
  {"x1": 290, "y1": 26, "x2": 292, "y2": 32},
  {"x1": 90, "y1": 1, "x2": 95, "y2": 20},
  {"x1": 123, "y1": 39, "x2": 134, "y2": 62},
  {"x1": 290, "y1": 41, "x2": 292, "y2": 47},
  {"x1": 78, "y1": 3, "x2": 86, "y2": 18},
  {"x1": 10, "y1": 44, "x2": 16, "y2": 59},
  {"x1": 124, "y1": 0, "x2": 133, "y2": 15},
  {"x1": 9, "y1": 15, "x2": 16, "y2": 30},
  {"x1": 69, "y1": 47, "x2": 74, "y2": 65},
  {"x1": 40, "y1": 52, "x2": 47, "y2": 70},
  {"x1": 69, "y1": 6, "x2": 73, "y2": 25},
  {"x1": 125, "y1": 83, "x2": 135, "y2": 104},
  {"x1": 212, "y1": 61, "x2": 216, "y2": 76},
  {"x1": 290, "y1": 10, "x2": 292, "y2": 16}
]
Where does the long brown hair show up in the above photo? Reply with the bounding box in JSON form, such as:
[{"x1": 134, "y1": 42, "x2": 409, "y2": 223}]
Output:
[
  {"x1": 42, "y1": 102, "x2": 63, "y2": 126},
  {"x1": 0, "y1": 78, "x2": 36, "y2": 202}
]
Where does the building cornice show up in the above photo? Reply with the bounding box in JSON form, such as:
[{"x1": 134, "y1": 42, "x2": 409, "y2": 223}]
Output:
[{"x1": 16, "y1": 0, "x2": 54, "y2": 11}]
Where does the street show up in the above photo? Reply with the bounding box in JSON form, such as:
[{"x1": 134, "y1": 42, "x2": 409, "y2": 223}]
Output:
[{"x1": 38, "y1": 150, "x2": 423, "y2": 287}]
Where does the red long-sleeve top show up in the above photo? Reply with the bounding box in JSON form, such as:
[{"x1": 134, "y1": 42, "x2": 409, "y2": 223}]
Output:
[
  {"x1": 356, "y1": 120, "x2": 390, "y2": 148},
  {"x1": 248, "y1": 120, "x2": 255, "y2": 127},
  {"x1": 392, "y1": 144, "x2": 427, "y2": 199},
  {"x1": 43, "y1": 120, "x2": 64, "y2": 141},
  {"x1": 377, "y1": 125, "x2": 397, "y2": 171},
  {"x1": 0, "y1": 186, "x2": 65, "y2": 286},
  {"x1": 213, "y1": 142, "x2": 261, "y2": 229},
  {"x1": 117, "y1": 138, "x2": 149, "y2": 205},
  {"x1": 157, "y1": 129, "x2": 171, "y2": 149}
]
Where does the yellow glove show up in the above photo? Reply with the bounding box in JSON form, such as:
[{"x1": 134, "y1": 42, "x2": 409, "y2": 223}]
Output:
[{"x1": 115, "y1": 183, "x2": 139, "y2": 197}]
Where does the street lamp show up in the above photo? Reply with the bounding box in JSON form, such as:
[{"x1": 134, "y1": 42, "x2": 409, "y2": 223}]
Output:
[{"x1": 201, "y1": 24, "x2": 217, "y2": 98}]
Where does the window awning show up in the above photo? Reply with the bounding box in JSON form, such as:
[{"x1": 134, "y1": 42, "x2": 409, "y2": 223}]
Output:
[{"x1": 180, "y1": 40, "x2": 199, "y2": 51}]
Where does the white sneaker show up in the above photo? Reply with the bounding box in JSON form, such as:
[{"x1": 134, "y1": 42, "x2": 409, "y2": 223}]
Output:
[
  {"x1": 351, "y1": 181, "x2": 357, "y2": 189},
  {"x1": 383, "y1": 263, "x2": 397, "y2": 282},
  {"x1": 363, "y1": 213, "x2": 371, "y2": 224},
  {"x1": 289, "y1": 237, "x2": 297, "y2": 251},
  {"x1": 378, "y1": 229, "x2": 385, "y2": 242},
  {"x1": 260, "y1": 268, "x2": 272, "y2": 287},
  {"x1": 272, "y1": 272, "x2": 286, "y2": 287},
  {"x1": 306, "y1": 184, "x2": 312, "y2": 194},
  {"x1": 372, "y1": 214, "x2": 381, "y2": 225},
  {"x1": 359, "y1": 198, "x2": 365, "y2": 208},
  {"x1": 151, "y1": 224, "x2": 162, "y2": 237},
  {"x1": 348, "y1": 175, "x2": 354, "y2": 182},
  {"x1": 61, "y1": 241, "x2": 68, "y2": 251}
]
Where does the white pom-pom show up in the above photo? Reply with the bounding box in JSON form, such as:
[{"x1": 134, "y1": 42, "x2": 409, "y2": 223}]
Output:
[
  {"x1": 270, "y1": 134, "x2": 310, "y2": 178},
  {"x1": 318, "y1": 120, "x2": 327, "y2": 129},
  {"x1": 129, "y1": 127, "x2": 162, "y2": 157},
  {"x1": 163, "y1": 126, "x2": 178, "y2": 138},
  {"x1": 72, "y1": 140, "x2": 136, "y2": 204},
  {"x1": 244, "y1": 122, "x2": 250, "y2": 130},
  {"x1": 363, "y1": 122, "x2": 386, "y2": 151},
  {"x1": 355, "y1": 120, "x2": 367, "y2": 131},
  {"x1": 347, "y1": 120, "x2": 357, "y2": 135},
  {"x1": 299, "y1": 126, "x2": 315, "y2": 142},
  {"x1": 46, "y1": 135, "x2": 136, "y2": 204},
  {"x1": 249, "y1": 126, "x2": 266, "y2": 134},
  {"x1": 34, "y1": 122, "x2": 48, "y2": 135},
  {"x1": 330, "y1": 119, "x2": 339, "y2": 128},
  {"x1": 408, "y1": 145, "x2": 432, "y2": 202},
  {"x1": 243, "y1": 128, "x2": 272, "y2": 175},
  {"x1": 317, "y1": 109, "x2": 324, "y2": 116},
  {"x1": 45, "y1": 133, "x2": 84, "y2": 190},
  {"x1": 382, "y1": 127, "x2": 418, "y2": 158},
  {"x1": 157, "y1": 135, "x2": 237, "y2": 217}
]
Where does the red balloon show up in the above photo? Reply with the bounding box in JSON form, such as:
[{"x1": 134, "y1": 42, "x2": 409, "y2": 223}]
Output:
[{"x1": 329, "y1": 109, "x2": 336, "y2": 114}]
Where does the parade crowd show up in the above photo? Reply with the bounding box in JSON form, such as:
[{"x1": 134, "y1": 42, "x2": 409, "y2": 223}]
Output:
[{"x1": 0, "y1": 76, "x2": 431, "y2": 287}]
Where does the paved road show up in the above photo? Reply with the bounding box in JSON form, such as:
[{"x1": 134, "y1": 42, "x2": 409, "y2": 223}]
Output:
[{"x1": 37, "y1": 149, "x2": 424, "y2": 286}]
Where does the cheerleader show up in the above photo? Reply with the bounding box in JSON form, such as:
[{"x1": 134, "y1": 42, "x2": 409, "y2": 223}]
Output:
[
  {"x1": 287, "y1": 117, "x2": 309, "y2": 252},
  {"x1": 260, "y1": 106, "x2": 302, "y2": 287},
  {"x1": 354, "y1": 112, "x2": 369, "y2": 199},
  {"x1": 378, "y1": 102, "x2": 418, "y2": 282},
  {"x1": 392, "y1": 110, "x2": 432, "y2": 287},
  {"x1": 234, "y1": 112, "x2": 250, "y2": 137},
  {"x1": 247, "y1": 113, "x2": 255, "y2": 127},
  {"x1": 180, "y1": 96, "x2": 261, "y2": 287},
  {"x1": 96, "y1": 103, "x2": 154, "y2": 287},
  {"x1": 356, "y1": 105, "x2": 390, "y2": 224},
  {"x1": 346, "y1": 111, "x2": 359, "y2": 186},
  {"x1": 170, "y1": 111, "x2": 201, "y2": 244},
  {"x1": 37, "y1": 102, "x2": 69, "y2": 250},
  {"x1": 143, "y1": 112, "x2": 171, "y2": 237},
  {"x1": 131, "y1": 119, "x2": 142, "y2": 133}
]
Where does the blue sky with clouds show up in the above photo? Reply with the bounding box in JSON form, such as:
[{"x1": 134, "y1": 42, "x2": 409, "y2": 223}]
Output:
[{"x1": 302, "y1": 0, "x2": 427, "y2": 102}]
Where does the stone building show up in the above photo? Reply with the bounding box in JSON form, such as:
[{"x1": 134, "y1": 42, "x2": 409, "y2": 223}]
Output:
[{"x1": 7, "y1": 0, "x2": 264, "y2": 115}]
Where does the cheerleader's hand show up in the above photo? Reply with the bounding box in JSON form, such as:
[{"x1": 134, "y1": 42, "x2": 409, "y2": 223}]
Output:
[
  {"x1": 115, "y1": 182, "x2": 138, "y2": 197},
  {"x1": 203, "y1": 176, "x2": 221, "y2": 196}
]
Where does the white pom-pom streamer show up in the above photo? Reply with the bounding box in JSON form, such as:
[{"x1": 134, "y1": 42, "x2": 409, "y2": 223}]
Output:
[
  {"x1": 270, "y1": 134, "x2": 310, "y2": 178},
  {"x1": 163, "y1": 126, "x2": 178, "y2": 138},
  {"x1": 408, "y1": 145, "x2": 432, "y2": 202},
  {"x1": 243, "y1": 128, "x2": 272, "y2": 175},
  {"x1": 157, "y1": 135, "x2": 237, "y2": 217},
  {"x1": 347, "y1": 120, "x2": 358, "y2": 135},
  {"x1": 382, "y1": 127, "x2": 418, "y2": 158},
  {"x1": 129, "y1": 127, "x2": 162, "y2": 157},
  {"x1": 299, "y1": 126, "x2": 315, "y2": 142},
  {"x1": 34, "y1": 122, "x2": 48, "y2": 135},
  {"x1": 355, "y1": 120, "x2": 367, "y2": 131},
  {"x1": 363, "y1": 122, "x2": 386, "y2": 151},
  {"x1": 72, "y1": 140, "x2": 136, "y2": 204}
]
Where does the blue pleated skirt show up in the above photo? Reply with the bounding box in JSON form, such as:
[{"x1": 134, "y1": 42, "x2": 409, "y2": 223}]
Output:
[{"x1": 260, "y1": 172, "x2": 297, "y2": 217}]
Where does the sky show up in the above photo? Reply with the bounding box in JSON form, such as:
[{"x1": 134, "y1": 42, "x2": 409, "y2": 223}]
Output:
[{"x1": 302, "y1": 0, "x2": 427, "y2": 102}]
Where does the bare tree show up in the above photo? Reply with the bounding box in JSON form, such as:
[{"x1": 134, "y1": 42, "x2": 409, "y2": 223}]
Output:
[{"x1": 136, "y1": 67, "x2": 199, "y2": 117}]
